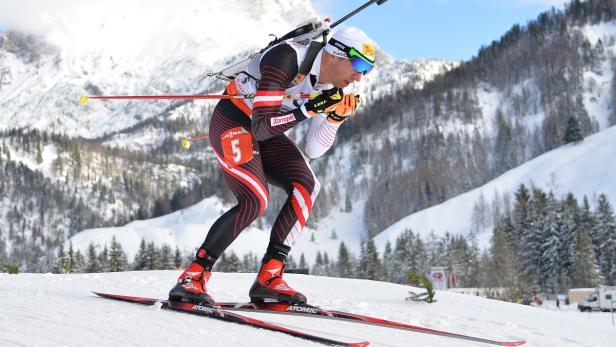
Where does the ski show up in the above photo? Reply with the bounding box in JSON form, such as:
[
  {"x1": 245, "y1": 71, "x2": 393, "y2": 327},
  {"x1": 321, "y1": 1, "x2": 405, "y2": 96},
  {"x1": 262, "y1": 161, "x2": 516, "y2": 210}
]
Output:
[
  {"x1": 214, "y1": 301, "x2": 526, "y2": 346},
  {"x1": 92, "y1": 292, "x2": 369, "y2": 347}
]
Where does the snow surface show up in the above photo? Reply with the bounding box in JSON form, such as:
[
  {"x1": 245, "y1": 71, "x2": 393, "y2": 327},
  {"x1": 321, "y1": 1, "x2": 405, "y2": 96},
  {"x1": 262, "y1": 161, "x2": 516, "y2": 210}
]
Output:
[
  {"x1": 374, "y1": 125, "x2": 616, "y2": 251},
  {"x1": 1, "y1": 271, "x2": 614, "y2": 347}
]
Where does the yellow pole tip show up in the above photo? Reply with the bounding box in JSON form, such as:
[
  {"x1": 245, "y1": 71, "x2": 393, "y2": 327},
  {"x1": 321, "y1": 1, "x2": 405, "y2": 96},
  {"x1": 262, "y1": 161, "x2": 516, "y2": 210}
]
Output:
[
  {"x1": 181, "y1": 138, "x2": 192, "y2": 150},
  {"x1": 79, "y1": 96, "x2": 89, "y2": 105}
]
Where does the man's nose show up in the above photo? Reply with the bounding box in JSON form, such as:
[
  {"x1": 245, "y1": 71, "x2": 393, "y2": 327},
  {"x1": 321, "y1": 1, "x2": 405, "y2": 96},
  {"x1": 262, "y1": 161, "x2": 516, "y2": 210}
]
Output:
[{"x1": 351, "y1": 72, "x2": 362, "y2": 82}]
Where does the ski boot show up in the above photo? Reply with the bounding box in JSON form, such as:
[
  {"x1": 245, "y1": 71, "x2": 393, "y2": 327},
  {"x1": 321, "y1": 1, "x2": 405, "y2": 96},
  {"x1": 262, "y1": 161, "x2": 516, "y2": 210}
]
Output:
[
  {"x1": 168, "y1": 261, "x2": 215, "y2": 306},
  {"x1": 249, "y1": 257, "x2": 307, "y2": 304}
]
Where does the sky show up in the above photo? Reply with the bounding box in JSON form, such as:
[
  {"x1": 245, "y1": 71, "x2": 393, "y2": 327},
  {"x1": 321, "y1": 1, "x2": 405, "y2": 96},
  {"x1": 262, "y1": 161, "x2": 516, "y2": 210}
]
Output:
[
  {"x1": 0, "y1": 0, "x2": 570, "y2": 62},
  {"x1": 314, "y1": 0, "x2": 570, "y2": 61}
]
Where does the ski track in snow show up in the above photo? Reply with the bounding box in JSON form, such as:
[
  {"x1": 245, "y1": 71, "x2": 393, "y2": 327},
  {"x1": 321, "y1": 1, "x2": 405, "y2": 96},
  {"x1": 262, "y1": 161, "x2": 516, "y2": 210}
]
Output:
[{"x1": 1, "y1": 271, "x2": 614, "y2": 347}]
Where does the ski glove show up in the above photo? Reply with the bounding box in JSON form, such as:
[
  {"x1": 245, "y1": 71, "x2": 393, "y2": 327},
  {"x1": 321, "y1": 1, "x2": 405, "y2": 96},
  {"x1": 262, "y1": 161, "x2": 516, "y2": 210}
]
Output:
[
  {"x1": 325, "y1": 93, "x2": 361, "y2": 124},
  {"x1": 304, "y1": 88, "x2": 344, "y2": 116}
]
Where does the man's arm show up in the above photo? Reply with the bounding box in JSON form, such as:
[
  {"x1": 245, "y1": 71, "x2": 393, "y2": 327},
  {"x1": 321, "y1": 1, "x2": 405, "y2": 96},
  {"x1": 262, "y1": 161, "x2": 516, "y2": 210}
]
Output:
[{"x1": 251, "y1": 44, "x2": 309, "y2": 141}]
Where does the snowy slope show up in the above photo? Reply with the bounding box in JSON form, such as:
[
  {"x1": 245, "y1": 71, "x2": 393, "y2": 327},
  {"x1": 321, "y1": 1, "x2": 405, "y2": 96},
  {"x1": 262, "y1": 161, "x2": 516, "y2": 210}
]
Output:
[
  {"x1": 67, "y1": 196, "x2": 367, "y2": 266},
  {"x1": 374, "y1": 125, "x2": 616, "y2": 250},
  {"x1": 1, "y1": 271, "x2": 614, "y2": 347},
  {"x1": 69, "y1": 123, "x2": 616, "y2": 265}
]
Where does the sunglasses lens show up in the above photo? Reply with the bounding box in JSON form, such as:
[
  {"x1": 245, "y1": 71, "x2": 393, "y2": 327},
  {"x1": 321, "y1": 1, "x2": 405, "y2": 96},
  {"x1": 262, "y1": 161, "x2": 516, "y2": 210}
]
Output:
[{"x1": 350, "y1": 57, "x2": 374, "y2": 74}]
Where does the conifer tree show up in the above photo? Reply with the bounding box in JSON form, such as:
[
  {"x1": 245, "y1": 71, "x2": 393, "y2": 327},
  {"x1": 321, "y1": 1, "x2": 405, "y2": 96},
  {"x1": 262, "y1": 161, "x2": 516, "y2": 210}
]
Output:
[
  {"x1": 226, "y1": 251, "x2": 241, "y2": 272},
  {"x1": 74, "y1": 250, "x2": 85, "y2": 273},
  {"x1": 313, "y1": 251, "x2": 324, "y2": 276},
  {"x1": 490, "y1": 224, "x2": 519, "y2": 301},
  {"x1": 287, "y1": 255, "x2": 298, "y2": 269},
  {"x1": 298, "y1": 253, "x2": 307, "y2": 270},
  {"x1": 160, "y1": 244, "x2": 175, "y2": 270},
  {"x1": 54, "y1": 243, "x2": 71, "y2": 274},
  {"x1": 133, "y1": 239, "x2": 147, "y2": 270},
  {"x1": 563, "y1": 116, "x2": 583, "y2": 144},
  {"x1": 98, "y1": 245, "x2": 109, "y2": 272},
  {"x1": 391, "y1": 231, "x2": 411, "y2": 284},
  {"x1": 572, "y1": 230, "x2": 602, "y2": 287},
  {"x1": 594, "y1": 194, "x2": 616, "y2": 284},
  {"x1": 174, "y1": 248, "x2": 183, "y2": 269},
  {"x1": 362, "y1": 239, "x2": 381, "y2": 281},
  {"x1": 85, "y1": 243, "x2": 100, "y2": 273},
  {"x1": 337, "y1": 242, "x2": 353, "y2": 278},
  {"x1": 109, "y1": 236, "x2": 127, "y2": 272},
  {"x1": 539, "y1": 194, "x2": 562, "y2": 294},
  {"x1": 382, "y1": 241, "x2": 394, "y2": 282},
  {"x1": 518, "y1": 188, "x2": 547, "y2": 291},
  {"x1": 67, "y1": 242, "x2": 76, "y2": 273},
  {"x1": 146, "y1": 242, "x2": 161, "y2": 270}
]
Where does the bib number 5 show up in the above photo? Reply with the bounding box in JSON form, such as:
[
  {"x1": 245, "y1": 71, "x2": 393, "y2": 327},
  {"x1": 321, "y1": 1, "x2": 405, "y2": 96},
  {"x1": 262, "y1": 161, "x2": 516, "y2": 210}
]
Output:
[{"x1": 221, "y1": 127, "x2": 254, "y2": 167}]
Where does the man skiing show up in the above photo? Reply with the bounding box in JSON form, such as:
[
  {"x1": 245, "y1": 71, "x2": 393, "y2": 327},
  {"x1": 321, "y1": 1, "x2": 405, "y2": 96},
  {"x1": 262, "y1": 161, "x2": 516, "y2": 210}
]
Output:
[{"x1": 169, "y1": 26, "x2": 377, "y2": 305}]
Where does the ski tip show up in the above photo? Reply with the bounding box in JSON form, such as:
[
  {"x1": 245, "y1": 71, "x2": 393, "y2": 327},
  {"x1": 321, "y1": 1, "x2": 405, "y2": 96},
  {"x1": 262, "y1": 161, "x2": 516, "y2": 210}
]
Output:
[
  {"x1": 349, "y1": 341, "x2": 370, "y2": 347},
  {"x1": 79, "y1": 96, "x2": 89, "y2": 105},
  {"x1": 501, "y1": 341, "x2": 526, "y2": 346}
]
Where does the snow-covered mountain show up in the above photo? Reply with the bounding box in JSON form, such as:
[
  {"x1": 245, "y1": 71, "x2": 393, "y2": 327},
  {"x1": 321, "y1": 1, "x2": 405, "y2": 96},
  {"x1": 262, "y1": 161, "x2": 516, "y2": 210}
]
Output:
[
  {"x1": 0, "y1": 0, "x2": 456, "y2": 270},
  {"x1": 0, "y1": 0, "x2": 453, "y2": 138},
  {"x1": 66, "y1": 123, "x2": 616, "y2": 266},
  {"x1": 1, "y1": 271, "x2": 614, "y2": 347},
  {"x1": 4, "y1": 0, "x2": 616, "y2": 279},
  {"x1": 374, "y1": 124, "x2": 616, "y2": 251}
]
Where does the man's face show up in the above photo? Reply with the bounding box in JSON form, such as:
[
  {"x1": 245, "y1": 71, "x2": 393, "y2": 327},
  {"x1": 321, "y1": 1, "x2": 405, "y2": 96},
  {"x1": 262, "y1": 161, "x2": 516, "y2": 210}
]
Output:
[{"x1": 330, "y1": 57, "x2": 364, "y2": 88}]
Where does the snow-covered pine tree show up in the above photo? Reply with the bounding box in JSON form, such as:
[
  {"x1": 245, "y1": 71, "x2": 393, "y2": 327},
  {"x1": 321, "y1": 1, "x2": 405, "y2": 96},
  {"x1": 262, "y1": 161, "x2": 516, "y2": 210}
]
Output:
[
  {"x1": 286, "y1": 254, "x2": 298, "y2": 269},
  {"x1": 382, "y1": 240, "x2": 393, "y2": 282},
  {"x1": 298, "y1": 253, "x2": 307, "y2": 270},
  {"x1": 133, "y1": 239, "x2": 147, "y2": 270},
  {"x1": 67, "y1": 242, "x2": 76, "y2": 273},
  {"x1": 146, "y1": 242, "x2": 161, "y2": 270},
  {"x1": 54, "y1": 243, "x2": 71, "y2": 274},
  {"x1": 581, "y1": 196, "x2": 599, "y2": 255},
  {"x1": 391, "y1": 230, "x2": 411, "y2": 284},
  {"x1": 336, "y1": 241, "x2": 353, "y2": 278},
  {"x1": 489, "y1": 224, "x2": 518, "y2": 301},
  {"x1": 85, "y1": 243, "x2": 100, "y2": 273},
  {"x1": 413, "y1": 235, "x2": 431, "y2": 280},
  {"x1": 160, "y1": 244, "x2": 175, "y2": 270},
  {"x1": 572, "y1": 229, "x2": 602, "y2": 287},
  {"x1": 511, "y1": 184, "x2": 531, "y2": 255},
  {"x1": 323, "y1": 252, "x2": 332, "y2": 276},
  {"x1": 98, "y1": 245, "x2": 109, "y2": 272},
  {"x1": 594, "y1": 194, "x2": 616, "y2": 284},
  {"x1": 563, "y1": 116, "x2": 583, "y2": 144},
  {"x1": 359, "y1": 239, "x2": 381, "y2": 281},
  {"x1": 313, "y1": 251, "x2": 324, "y2": 276},
  {"x1": 173, "y1": 247, "x2": 182, "y2": 269},
  {"x1": 559, "y1": 194, "x2": 578, "y2": 290},
  {"x1": 518, "y1": 188, "x2": 547, "y2": 291},
  {"x1": 242, "y1": 252, "x2": 259, "y2": 272},
  {"x1": 226, "y1": 251, "x2": 241, "y2": 272},
  {"x1": 74, "y1": 249, "x2": 85, "y2": 273},
  {"x1": 108, "y1": 236, "x2": 127, "y2": 272},
  {"x1": 539, "y1": 193, "x2": 562, "y2": 294}
]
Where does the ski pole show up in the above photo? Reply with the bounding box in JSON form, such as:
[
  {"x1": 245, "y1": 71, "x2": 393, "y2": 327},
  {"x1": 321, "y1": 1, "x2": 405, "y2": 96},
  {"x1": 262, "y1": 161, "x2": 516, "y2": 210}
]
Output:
[
  {"x1": 79, "y1": 93, "x2": 317, "y2": 105},
  {"x1": 330, "y1": 0, "x2": 389, "y2": 29}
]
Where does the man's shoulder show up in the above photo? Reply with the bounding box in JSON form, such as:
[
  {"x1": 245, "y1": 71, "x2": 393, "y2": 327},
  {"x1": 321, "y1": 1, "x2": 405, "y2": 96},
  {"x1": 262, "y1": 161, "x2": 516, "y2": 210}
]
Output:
[
  {"x1": 260, "y1": 42, "x2": 301, "y2": 75},
  {"x1": 263, "y1": 41, "x2": 305, "y2": 59}
]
